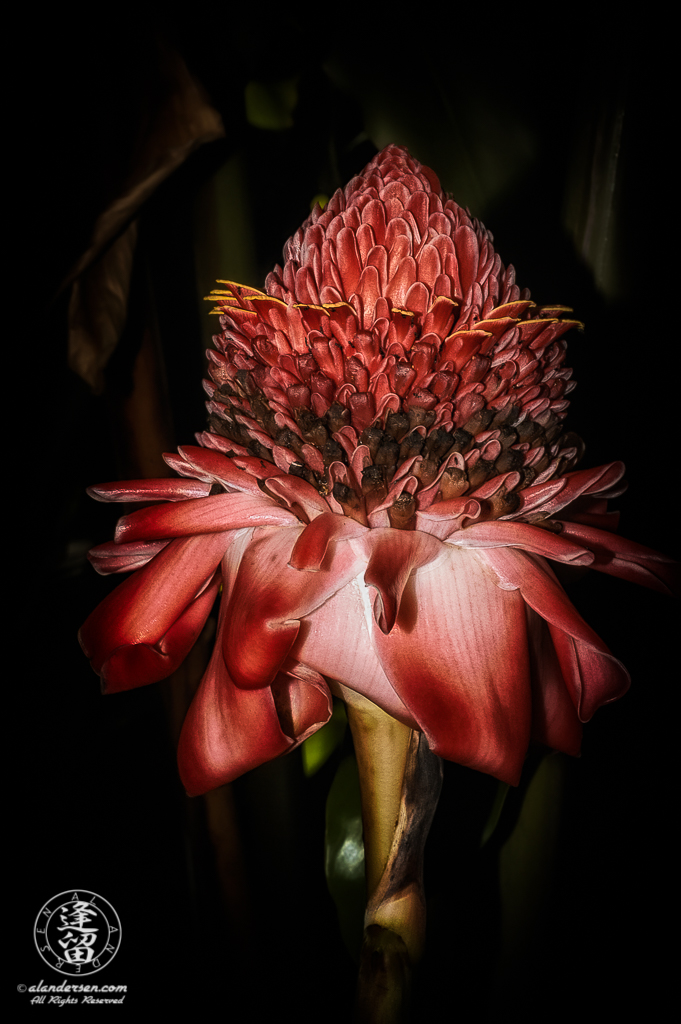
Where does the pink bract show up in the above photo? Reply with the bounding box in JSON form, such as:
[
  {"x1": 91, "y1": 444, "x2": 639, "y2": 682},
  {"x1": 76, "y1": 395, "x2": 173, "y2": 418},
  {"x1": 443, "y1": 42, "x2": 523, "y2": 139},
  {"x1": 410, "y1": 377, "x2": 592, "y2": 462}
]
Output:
[{"x1": 79, "y1": 145, "x2": 676, "y2": 795}]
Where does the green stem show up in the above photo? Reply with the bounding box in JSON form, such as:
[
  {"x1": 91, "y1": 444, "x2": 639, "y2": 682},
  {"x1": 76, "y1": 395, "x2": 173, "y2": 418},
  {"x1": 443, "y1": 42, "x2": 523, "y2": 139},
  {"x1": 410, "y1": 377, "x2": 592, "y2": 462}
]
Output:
[
  {"x1": 346, "y1": 698, "x2": 413, "y2": 902},
  {"x1": 339, "y1": 686, "x2": 443, "y2": 1022}
]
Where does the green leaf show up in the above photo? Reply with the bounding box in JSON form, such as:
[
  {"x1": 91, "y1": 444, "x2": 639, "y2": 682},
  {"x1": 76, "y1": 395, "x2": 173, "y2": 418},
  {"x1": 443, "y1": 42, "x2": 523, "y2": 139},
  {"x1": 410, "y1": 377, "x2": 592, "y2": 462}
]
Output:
[
  {"x1": 325, "y1": 753, "x2": 366, "y2": 960},
  {"x1": 301, "y1": 700, "x2": 347, "y2": 777},
  {"x1": 498, "y1": 753, "x2": 565, "y2": 969},
  {"x1": 244, "y1": 78, "x2": 298, "y2": 131},
  {"x1": 479, "y1": 780, "x2": 510, "y2": 848}
]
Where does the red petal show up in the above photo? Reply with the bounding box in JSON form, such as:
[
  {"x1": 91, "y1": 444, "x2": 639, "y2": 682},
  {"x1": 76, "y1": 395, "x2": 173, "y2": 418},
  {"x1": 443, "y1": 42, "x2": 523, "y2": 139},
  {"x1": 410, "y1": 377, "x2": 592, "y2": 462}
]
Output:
[
  {"x1": 371, "y1": 547, "x2": 532, "y2": 785},
  {"x1": 276, "y1": 661, "x2": 334, "y2": 746},
  {"x1": 164, "y1": 445, "x2": 268, "y2": 496},
  {"x1": 513, "y1": 479, "x2": 567, "y2": 516},
  {"x1": 176, "y1": 529, "x2": 334, "y2": 794},
  {"x1": 88, "y1": 479, "x2": 211, "y2": 502},
  {"x1": 263, "y1": 474, "x2": 332, "y2": 521},
  {"x1": 453, "y1": 225, "x2": 480, "y2": 295},
  {"x1": 362, "y1": 529, "x2": 443, "y2": 632},
  {"x1": 79, "y1": 532, "x2": 229, "y2": 691},
  {"x1": 558, "y1": 522, "x2": 679, "y2": 595},
  {"x1": 517, "y1": 463, "x2": 625, "y2": 519},
  {"x1": 526, "y1": 607, "x2": 582, "y2": 756},
  {"x1": 547, "y1": 622, "x2": 630, "y2": 723},
  {"x1": 449, "y1": 520, "x2": 594, "y2": 565},
  {"x1": 223, "y1": 528, "x2": 365, "y2": 689},
  {"x1": 289, "y1": 513, "x2": 367, "y2": 570},
  {"x1": 115, "y1": 492, "x2": 300, "y2": 543},
  {"x1": 177, "y1": 643, "x2": 331, "y2": 796},
  {"x1": 479, "y1": 547, "x2": 629, "y2": 720},
  {"x1": 415, "y1": 498, "x2": 481, "y2": 539},
  {"x1": 336, "y1": 225, "x2": 362, "y2": 296},
  {"x1": 88, "y1": 539, "x2": 169, "y2": 574}
]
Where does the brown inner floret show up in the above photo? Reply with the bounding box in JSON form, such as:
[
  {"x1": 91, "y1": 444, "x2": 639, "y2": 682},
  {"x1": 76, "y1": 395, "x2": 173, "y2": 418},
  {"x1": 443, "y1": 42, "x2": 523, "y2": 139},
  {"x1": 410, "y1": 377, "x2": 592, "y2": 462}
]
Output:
[{"x1": 206, "y1": 361, "x2": 584, "y2": 528}]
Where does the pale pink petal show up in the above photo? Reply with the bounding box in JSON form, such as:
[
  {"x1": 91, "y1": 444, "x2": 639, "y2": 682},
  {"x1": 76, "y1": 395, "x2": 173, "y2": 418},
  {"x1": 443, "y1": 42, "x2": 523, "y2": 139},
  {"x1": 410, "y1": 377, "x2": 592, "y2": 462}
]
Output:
[{"x1": 291, "y1": 576, "x2": 418, "y2": 727}]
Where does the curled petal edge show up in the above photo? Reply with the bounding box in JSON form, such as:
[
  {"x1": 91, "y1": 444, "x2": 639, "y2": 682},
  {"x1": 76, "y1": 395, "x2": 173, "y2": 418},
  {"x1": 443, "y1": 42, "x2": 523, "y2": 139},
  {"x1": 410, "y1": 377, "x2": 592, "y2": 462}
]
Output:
[
  {"x1": 478, "y1": 547, "x2": 630, "y2": 721},
  {"x1": 79, "y1": 532, "x2": 230, "y2": 691},
  {"x1": 557, "y1": 521, "x2": 679, "y2": 596},
  {"x1": 178, "y1": 637, "x2": 332, "y2": 796}
]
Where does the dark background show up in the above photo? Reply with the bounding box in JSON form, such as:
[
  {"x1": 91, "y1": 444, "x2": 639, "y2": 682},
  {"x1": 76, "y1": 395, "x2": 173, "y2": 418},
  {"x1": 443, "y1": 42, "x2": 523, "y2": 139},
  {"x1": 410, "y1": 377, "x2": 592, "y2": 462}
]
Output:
[{"x1": 18, "y1": 11, "x2": 674, "y2": 1020}]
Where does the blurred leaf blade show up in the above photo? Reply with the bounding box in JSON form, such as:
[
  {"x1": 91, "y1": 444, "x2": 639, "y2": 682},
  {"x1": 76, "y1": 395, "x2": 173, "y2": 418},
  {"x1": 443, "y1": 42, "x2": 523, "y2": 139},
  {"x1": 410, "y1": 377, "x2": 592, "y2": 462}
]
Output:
[{"x1": 325, "y1": 753, "x2": 366, "y2": 960}]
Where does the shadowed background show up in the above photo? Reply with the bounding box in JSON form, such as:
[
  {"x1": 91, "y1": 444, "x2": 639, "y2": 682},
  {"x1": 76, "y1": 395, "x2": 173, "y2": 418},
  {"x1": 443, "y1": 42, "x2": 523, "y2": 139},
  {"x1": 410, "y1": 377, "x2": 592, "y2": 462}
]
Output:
[{"x1": 19, "y1": 11, "x2": 673, "y2": 1021}]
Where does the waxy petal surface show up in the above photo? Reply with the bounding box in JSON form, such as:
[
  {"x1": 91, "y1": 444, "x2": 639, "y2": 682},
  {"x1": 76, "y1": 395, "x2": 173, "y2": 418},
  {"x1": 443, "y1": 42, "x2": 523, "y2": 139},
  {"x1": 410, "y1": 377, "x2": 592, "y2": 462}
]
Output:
[
  {"x1": 164, "y1": 446, "x2": 268, "y2": 496},
  {"x1": 362, "y1": 529, "x2": 444, "y2": 632},
  {"x1": 479, "y1": 547, "x2": 629, "y2": 720},
  {"x1": 448, "y1": 520, "x2": 594, "y2": 565},
  {"x1": 291, "y1": 576, "x2": 419, "y2": 727},
  {"x1": 115, "y1": 491, "x2": 300, "y2": 543},
  {"x1": 79, "y1": 532, "x2": 229, "y2": 691},
  {"x1": 558, "y1": 521, "x2": 679, "y2": 595},
  {"x1": 88, "y1": 478, "x2": 211, "y2": 502},
  {"x1": 88, "y1": 539, "x2": 169, "y2": 574},
  {"x1": 370, "y1": 547, "x2": 532, "y2": 785},
  {"x1": 178, "y1": 642, "x2": 332, "y2": 795},
  {"x1": 525, "y1": 607, "x2": 583, "y2": 756},
  {"x1": 223, "y1": 528, "x2": 366, "y2": 689},
  {"x1": 520, "y1": 462, "x2": 625, "y2": 519},
  {"x1": 289, "y1": 512, "x2": 368, "y2": 570}
]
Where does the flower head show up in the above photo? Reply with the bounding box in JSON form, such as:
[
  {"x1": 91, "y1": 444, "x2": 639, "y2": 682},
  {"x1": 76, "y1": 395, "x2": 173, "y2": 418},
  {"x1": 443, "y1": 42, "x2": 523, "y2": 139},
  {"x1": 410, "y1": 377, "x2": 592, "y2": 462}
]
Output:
[{"x1": 80, "y1": 145, "x2": 676, "y2": 794}]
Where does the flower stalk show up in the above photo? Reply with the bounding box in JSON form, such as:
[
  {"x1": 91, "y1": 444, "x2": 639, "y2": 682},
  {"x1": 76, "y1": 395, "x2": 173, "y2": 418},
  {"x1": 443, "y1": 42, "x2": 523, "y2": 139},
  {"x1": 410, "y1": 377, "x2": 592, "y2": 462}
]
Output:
[
  {"x1": 344, "y1": 693, "x2": 412, "y2": 901},
  {"x1": 344, "y1": 687, "x2": 443, "y2": 1021}
]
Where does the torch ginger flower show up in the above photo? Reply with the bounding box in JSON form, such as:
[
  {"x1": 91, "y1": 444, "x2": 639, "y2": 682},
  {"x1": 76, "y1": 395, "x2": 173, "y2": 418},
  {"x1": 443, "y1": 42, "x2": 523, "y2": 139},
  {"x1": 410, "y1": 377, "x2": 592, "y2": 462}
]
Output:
[{"x1": 79, "y1": 145, "x2": 675, "y2": 796}]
